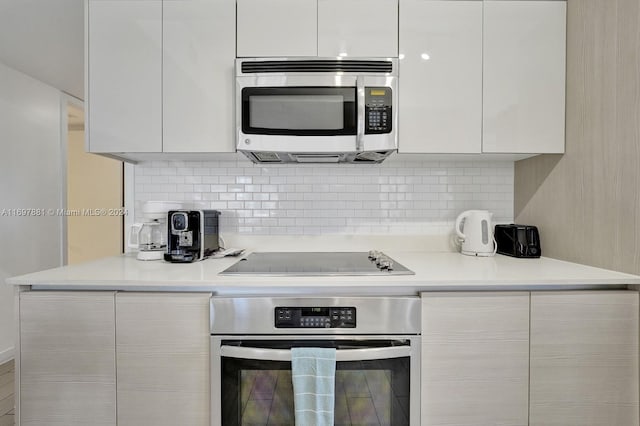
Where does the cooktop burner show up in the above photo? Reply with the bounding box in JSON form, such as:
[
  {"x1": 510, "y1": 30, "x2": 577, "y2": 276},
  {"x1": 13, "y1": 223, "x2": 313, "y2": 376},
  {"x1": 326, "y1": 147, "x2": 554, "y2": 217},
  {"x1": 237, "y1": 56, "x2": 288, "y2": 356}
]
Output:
[{"x1": 219, "y1": 251, "x2": 414, "y2": 276}]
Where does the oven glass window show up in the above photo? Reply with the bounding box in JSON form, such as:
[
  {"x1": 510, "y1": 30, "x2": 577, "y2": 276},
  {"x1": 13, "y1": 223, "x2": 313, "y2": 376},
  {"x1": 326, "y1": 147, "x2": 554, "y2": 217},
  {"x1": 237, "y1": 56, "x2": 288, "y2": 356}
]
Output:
[
  {"x1": 242, "y1": 87, "x2": 357, "y2": 136},
  {"x1": 221, "y1": 341, "x2": 410, "y2": 426}
]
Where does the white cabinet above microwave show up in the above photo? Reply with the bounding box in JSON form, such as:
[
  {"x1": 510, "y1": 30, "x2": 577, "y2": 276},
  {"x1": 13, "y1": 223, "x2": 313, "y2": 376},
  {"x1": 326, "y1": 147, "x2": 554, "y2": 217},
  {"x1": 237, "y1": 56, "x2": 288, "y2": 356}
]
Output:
[{"x1": 236, "y1": 0, "x2": 398, "y2": 58}]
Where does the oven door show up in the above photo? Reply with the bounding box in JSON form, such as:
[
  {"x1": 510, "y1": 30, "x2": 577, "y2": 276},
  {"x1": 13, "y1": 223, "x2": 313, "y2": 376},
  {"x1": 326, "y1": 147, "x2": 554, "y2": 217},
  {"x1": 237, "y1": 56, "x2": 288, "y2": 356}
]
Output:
[{"x1": 211, "y1": 336, "x2": 420, "y2": 426}]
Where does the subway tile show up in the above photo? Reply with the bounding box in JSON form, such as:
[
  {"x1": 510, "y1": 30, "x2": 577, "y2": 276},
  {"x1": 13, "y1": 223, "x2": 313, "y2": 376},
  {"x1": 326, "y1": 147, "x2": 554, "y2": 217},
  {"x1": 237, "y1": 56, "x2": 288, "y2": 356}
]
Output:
[
  {"x1": 202, "y1": 176, "x2": 220, "y2": 184},
  {"x1": 134, "y1": 157, "x2": 514, "y2": 236},
  {"x1": 202, "y1": 193, "x2": 219, "y2": 201},
  {"x1": 228, "y1": 201, "x2": 244, "y2": 209},
  {"x1": 227, "y1": 184, "x2": 245, "y2": 193}
]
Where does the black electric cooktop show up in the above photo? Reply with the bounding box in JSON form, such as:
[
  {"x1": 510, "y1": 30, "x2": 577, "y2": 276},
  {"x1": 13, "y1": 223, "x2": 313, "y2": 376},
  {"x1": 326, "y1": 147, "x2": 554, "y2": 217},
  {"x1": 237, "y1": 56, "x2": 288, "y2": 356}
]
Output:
[{"x1": 219, "y1": 252, "x2": 414, "y2": 276}]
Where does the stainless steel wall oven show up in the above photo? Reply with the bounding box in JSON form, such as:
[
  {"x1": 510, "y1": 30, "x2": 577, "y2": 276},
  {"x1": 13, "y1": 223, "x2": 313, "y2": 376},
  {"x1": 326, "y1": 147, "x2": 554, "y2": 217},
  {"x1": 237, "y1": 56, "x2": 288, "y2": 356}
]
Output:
[{"x1": 210, "y1": 297, "x2": 421, "y2": 426}]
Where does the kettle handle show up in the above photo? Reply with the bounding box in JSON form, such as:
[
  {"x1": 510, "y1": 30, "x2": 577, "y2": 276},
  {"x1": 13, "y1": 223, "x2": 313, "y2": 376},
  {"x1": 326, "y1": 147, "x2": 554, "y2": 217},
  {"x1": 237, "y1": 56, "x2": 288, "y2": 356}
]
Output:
[
  {"x1": 455, "y1": 211, "x2": 470, "y2": 240},
  {"x1": 128, "y1": 223, "x2": 143, "y2": 249}
]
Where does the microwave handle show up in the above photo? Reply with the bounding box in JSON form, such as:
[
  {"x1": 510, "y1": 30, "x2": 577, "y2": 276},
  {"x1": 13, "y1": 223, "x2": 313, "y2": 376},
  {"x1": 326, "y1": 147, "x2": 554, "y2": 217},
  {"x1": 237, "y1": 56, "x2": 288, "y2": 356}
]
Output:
[
  {"x1": 220, "y1": 345, "x2": 410, "y2": 362},
  {"x1": 356, "y1": 78, "x2": 365, "y2": 152}
]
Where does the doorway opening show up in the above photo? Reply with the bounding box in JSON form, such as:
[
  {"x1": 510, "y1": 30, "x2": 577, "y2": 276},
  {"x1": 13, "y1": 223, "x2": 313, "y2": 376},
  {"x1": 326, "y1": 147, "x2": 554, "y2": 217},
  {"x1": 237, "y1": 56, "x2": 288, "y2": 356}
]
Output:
[{"x1": 65, "y1": 101, "x2": 124, "y2": 264}]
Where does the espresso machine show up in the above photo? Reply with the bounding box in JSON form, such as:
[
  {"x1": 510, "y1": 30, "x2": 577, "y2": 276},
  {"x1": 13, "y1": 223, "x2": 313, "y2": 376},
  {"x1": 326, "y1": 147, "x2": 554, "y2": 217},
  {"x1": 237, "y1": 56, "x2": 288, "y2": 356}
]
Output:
[{"x1": 165, "y1": 210, "x2": 220, "y2": 262}]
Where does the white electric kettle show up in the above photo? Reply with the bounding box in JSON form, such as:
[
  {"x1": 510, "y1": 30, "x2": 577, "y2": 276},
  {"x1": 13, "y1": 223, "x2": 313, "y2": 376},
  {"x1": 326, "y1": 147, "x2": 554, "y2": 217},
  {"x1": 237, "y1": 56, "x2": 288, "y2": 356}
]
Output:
[{"x1": 455, "y1": 210, "x2": 497, "y2": 257}]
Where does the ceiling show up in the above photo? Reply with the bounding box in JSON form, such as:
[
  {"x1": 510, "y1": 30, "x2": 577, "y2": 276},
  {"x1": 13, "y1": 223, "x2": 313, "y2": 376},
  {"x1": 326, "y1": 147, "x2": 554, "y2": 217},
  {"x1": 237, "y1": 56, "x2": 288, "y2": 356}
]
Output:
[{"x1": 0, "y1": 0, "x2": 84, "y2": 100}]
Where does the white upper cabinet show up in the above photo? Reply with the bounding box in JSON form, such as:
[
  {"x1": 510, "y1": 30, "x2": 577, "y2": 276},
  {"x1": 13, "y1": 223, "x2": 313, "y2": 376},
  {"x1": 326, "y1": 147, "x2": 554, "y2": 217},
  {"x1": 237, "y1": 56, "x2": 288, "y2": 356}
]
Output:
[
  {"x1": 482, "y1": 1, "x2": 566, "y2": 153},
  {"x1": 236, "y1": 0, "x2": 318, "y2": 57},
  {"x1": 88, "y1": 0, "x2": 162, "y2": 153},
  {"x1": 237, "y1": 0, "x2": 398, "y2": 58},
  {"x1": 88, "y1": 0, "x2": 235, "y2": 155},
  {"x1": 163, "y1": 0, "x2": 235, "y2": 152},
  {"x1": 398, "y1": 0, "x2": 482, "y2": 153},
  {"x1": 318, "y1": 0, "x2": 398, "y2": 57}
]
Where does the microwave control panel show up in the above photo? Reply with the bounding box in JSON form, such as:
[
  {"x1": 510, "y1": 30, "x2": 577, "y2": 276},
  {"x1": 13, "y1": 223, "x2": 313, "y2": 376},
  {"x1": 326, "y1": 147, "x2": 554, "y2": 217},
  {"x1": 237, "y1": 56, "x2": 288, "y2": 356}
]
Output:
[
  {"x1": 275, "y1": 307, "x2": 356, "y2": 328},
  {"x1": 365, "y1": 87, "x2": 392, "y2": 134}
]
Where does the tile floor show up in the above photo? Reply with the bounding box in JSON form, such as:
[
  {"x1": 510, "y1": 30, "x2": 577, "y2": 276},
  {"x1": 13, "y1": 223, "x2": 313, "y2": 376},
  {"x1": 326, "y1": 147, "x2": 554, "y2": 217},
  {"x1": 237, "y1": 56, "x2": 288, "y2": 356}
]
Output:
[{"x1": 0, "y1": 360, "x2": 14, "y2": 426}]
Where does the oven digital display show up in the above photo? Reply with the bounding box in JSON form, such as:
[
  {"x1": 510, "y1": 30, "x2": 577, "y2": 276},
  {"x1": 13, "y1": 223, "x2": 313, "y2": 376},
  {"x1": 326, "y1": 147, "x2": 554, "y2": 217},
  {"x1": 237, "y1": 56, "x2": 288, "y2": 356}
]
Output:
[
  {"x1": 302, "y1": 307, "x2": 329, "y2": 316},
  {"x1": 275, "y1": 306, "x2": 356, "y2": 328}
]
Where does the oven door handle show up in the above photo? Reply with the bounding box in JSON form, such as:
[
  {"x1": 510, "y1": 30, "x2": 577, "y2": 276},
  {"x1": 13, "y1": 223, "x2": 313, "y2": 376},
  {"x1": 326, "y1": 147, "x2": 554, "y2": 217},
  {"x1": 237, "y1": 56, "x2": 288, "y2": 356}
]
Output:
[{"x1": 219, "y1": 345, "x2": 411, "y2": 362}]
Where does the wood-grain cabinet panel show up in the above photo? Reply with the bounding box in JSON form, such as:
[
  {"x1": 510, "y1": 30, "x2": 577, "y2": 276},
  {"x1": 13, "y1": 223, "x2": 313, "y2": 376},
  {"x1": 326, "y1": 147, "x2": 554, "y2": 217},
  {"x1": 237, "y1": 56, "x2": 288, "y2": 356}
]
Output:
[
  {"x1": 116, "y1": 293, "x2": 211, "y2": 426},
  {"x1": 421, "y1": 292, "x2": 529, "y2": 426},
  {"x1": 19, "y1": 292, "x2": 116, "y2": 426},
  {"x1": 530, "y1": 291, "x2": 639, "y2": 426}
]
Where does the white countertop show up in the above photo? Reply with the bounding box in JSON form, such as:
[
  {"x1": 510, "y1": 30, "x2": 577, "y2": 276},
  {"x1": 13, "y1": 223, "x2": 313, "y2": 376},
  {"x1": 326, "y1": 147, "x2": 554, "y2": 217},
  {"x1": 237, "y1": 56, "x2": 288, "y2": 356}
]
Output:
[{"x1": 6, "y1": 251, "x2": 640, "y2": 295}]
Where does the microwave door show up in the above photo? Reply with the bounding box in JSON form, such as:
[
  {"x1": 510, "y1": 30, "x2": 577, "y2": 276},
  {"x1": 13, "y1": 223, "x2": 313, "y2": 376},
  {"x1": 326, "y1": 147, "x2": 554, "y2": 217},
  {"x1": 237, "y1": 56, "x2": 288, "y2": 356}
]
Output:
[{"x1": 236, "y1": 76, "x2": 359, "y2": 153}]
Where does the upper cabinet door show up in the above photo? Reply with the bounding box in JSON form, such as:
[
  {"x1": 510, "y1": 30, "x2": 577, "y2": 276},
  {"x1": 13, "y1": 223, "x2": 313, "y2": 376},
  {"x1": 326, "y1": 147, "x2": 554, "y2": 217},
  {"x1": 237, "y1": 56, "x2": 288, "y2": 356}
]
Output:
[
  {"x1": 398, "y1": 0, "x2": 482, "y2": 154},
  {"x1": 482, "y1": 1, "x2": 566, "y2": 154},
  {"x1": 318, "y1": 0, "x2": 398, "y2": 57},
  {"x1": 88, "y1": 0, "x2": 162, "y2": 153},
  {"x1": 163, "y1": 0, "x2": 235, "y2": 153},
  {"x1": 237, "y1": 0, "x2": 317, "y2": 57}
]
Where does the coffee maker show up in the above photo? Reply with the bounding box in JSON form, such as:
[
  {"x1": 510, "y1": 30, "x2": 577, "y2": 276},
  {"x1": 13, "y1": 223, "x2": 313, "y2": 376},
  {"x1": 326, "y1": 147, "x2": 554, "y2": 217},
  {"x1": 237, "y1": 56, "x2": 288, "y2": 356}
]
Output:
[
  {"x1": 128, "y1": 201, "x2": 183, "y2": 261},
  {"x1": 165, "y1": 210, "x2": 220, "y2": 262}
]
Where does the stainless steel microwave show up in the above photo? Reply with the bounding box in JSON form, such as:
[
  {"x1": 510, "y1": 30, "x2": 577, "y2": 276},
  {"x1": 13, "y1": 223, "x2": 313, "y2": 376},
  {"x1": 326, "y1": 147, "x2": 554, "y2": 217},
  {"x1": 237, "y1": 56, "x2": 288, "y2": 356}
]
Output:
[{"x1": 236, "y1": 58, "x2": 398, "y2": 164}]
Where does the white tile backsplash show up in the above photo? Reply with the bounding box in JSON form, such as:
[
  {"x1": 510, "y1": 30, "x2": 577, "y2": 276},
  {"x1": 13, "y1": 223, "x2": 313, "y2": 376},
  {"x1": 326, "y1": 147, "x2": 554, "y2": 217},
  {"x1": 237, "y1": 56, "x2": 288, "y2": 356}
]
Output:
[{"x1": 134, "y1": 155, "x2": 514, "y2": 235}]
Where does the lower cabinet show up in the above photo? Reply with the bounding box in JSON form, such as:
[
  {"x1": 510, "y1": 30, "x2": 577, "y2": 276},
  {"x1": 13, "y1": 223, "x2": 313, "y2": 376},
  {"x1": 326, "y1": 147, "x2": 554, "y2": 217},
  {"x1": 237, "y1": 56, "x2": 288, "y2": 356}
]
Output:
[
  {"x1": 17, "y1": 290, "x2": 640, "y2": 426},
  {"x1": 19, "y1": 292, "x2": 117, "y2": 426},
  {"x1": 421, "y1": 292, "x2": 530, "y2": 426},
  {"x1": 421, "y1": 290, "x2": 640, "y2": 426},
  {"x1": 116, "y1": 292, "x2": 211, "y2": 426},
  {"x1": 18, "y1": 291, "x2": 211, "y2": 426},
  {"x1": 530, "y1": 291, "x2": 639, "y2": 426}
]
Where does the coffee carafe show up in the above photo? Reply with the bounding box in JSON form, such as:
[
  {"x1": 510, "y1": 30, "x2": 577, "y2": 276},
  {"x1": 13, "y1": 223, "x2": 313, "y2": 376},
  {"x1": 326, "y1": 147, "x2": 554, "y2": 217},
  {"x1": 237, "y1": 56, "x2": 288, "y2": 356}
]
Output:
[{"x1": 128, "y1": 220, "x2": 166, "y2": 260}]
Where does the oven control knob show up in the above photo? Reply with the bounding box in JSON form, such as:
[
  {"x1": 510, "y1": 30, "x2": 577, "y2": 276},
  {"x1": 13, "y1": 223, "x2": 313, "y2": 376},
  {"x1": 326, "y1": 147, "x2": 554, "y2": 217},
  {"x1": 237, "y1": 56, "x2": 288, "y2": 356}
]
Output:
[
  {"x1": 376, "y1": 255, "x2": 388, "y2": 267},
  {"x1": 368, "y1": 250, "x2": 379, "y2": 260}
]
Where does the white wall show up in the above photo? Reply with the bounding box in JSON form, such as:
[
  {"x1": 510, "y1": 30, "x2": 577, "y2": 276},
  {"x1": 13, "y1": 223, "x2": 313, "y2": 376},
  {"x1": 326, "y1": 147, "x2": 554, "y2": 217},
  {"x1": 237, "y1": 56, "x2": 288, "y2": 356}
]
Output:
[{"x1": 0, "y1": 62, "x2": 64, "y2": 362}]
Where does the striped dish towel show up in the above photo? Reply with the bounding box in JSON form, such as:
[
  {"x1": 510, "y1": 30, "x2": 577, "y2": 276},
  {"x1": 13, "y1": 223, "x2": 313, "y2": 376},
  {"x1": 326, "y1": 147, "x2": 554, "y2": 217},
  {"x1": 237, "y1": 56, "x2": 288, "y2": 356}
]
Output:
[{"x1": 291, "y1": 347, "x2": 336, "y2": 426}]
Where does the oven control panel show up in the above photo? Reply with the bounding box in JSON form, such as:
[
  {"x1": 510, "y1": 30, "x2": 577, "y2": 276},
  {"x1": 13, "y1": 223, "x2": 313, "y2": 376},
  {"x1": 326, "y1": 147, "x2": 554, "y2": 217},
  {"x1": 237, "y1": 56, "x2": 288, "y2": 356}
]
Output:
[{"x1": 275, "y1": 307, "x2": 356, "y2": 328}]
